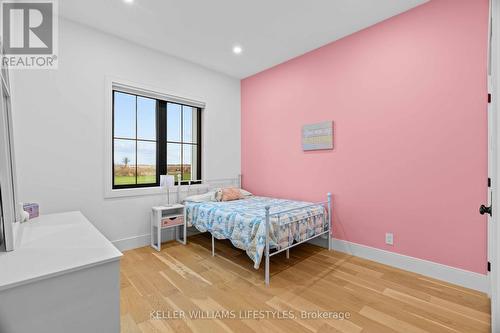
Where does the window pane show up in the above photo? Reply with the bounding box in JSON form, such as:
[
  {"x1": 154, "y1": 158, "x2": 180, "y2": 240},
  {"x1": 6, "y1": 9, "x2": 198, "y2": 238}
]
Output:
[
  {"x1": 137, "y1": 141, "x2": 156, "y2": 184},
  {"x1": 114, "y1": 139, "x2": 136, "y2": 185},
  {"x1": 167, "y1": 143, "x2": 181, "y2": 180},
  {"x1": 167, "y1": 103, "x2": 181, "y2": 142},
  {"x1": 182, "y1": 144, "x2": 198, "y2": 181},
  {"x1": 114, "y1": 92, "x2": 136, "y2": 139},
  {"x1": 137, "y1": 97, "x2": 156, "y2": 141},
  {"x1": 183, "y1": 106, "x2": 198, "y2": 143}
]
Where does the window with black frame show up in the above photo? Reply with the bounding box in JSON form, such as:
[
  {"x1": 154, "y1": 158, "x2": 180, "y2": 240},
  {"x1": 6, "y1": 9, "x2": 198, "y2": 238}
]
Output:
[{"x1": 112, "y1": 90, "x2": 201, "y2": 189}]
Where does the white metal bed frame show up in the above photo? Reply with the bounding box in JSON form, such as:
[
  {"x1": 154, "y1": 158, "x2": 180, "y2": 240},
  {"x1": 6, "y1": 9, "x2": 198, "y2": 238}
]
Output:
[{"x1": 173, "y1": 174, "x2": 332, "y2": 286}]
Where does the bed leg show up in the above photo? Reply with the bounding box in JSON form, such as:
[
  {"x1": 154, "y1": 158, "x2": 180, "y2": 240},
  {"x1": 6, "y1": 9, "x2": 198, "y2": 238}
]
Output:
[
  {"x1": 265, "y1": 206, "x2": 270, "y2": 286},
  {"x1": 212, "y1": 235, "x2": 215, "y2": 256},
  {"x1": 286, "y1": 248, "x2": 290, "y2": 259},
  {"x1": 265, "y1": 254, "x2": 270, "y2": 286},
  {"x1": 327, "y1": 192, "x2": 332, "y2": 251}
]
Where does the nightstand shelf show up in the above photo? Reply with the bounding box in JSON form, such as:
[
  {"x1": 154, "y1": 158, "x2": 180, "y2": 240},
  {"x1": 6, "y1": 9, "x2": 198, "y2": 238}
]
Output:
[{"x1": 151, "y1": 204, "x2": 186, "y2": 251}]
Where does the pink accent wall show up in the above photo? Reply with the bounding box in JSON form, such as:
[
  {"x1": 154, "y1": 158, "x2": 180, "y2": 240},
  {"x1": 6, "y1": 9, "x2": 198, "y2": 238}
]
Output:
[{"x1": 241, "y1": 0, "x2": 489, "y2": 274}]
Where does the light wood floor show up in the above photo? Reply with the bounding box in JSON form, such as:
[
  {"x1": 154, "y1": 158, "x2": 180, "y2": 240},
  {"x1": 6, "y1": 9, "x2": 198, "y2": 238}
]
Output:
[{"x1": 120, "y1": 234, "x2": 491, "y2": 333}]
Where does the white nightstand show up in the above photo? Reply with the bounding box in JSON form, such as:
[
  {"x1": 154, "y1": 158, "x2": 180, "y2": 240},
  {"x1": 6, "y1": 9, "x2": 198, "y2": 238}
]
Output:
[{"x1": 151, "y1": 204, "x2": 186, "y2": 251}]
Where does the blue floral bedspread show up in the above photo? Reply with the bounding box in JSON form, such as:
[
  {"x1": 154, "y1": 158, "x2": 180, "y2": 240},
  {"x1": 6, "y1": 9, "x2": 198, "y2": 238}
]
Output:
[{"x1": 185, "y1": 196, "x2": 327, "y2": 269}]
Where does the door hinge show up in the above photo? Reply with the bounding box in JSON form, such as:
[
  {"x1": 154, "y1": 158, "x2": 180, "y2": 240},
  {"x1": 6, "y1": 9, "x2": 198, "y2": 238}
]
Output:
[
  {"x1": 488, "y1": 178, "x2": 491, "y2": 188},
  {"x1": 488, "y1": 261, "x2": 491, "y2": 272},
  {"x1": 488, "y1": 93, "x2": 492, "y2": 103}
]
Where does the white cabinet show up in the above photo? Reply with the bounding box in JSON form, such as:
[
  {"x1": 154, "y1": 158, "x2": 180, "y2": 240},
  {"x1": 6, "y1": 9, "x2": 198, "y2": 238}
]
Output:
[{"x1": 0, "y1": 212, "x2": 122, "y2": 333}]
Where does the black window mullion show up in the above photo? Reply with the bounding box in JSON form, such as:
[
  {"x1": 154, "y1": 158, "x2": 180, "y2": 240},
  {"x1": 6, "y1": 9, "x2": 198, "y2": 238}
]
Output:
[
  {"x1": 181, "y1": 105, "x2": 184, "y2": 183},
  {"x1": 165, "y1": 140, "x2": 187, "y2": 144},
  {"x1": 158, "y1": 101, "x2": 167, "y2": 177},
  {"x1": 197, "y1": 107, "x2": 202, "y2": 181},
  {"x1": 114, "y1": 137, "x2": 155, "y2": 142},
  {"x1": 134, "y1": 96, "x2": 138, "y2": 185}
]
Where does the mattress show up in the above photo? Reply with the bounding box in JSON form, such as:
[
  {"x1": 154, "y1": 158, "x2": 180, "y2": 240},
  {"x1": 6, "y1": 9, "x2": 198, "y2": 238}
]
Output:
[{"x1": 185, "y1": 196, "x2": 327, "y2": 269}]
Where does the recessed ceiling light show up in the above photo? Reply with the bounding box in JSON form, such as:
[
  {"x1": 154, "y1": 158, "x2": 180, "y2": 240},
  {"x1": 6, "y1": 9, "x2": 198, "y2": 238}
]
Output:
[
  {"x1": 124, "y1": 0, "x2": 134, "y2": 4},
  {"x1": 232, "y1": 45, "x2": 243, "y2": 55}
]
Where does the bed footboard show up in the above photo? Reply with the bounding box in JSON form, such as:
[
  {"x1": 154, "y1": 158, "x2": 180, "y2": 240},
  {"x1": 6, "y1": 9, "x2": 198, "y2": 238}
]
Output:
[{"x1": 264, "y1": 192, "x2": 332, "y2": 286}]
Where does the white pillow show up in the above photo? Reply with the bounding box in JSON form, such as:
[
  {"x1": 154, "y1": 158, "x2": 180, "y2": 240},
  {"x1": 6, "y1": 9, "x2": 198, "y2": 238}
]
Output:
[
  {"x1": 183, "y1": 191, "x2": 216, "y2": 203},
  {"x1": 240, "y1": 189, "x2": 253, "y2": 197}
]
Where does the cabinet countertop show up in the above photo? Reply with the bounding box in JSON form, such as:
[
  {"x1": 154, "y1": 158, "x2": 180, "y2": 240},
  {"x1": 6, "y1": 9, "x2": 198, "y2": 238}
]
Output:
[{"x1": 0, "y1": 211, "x2": 122, "y2": 292}]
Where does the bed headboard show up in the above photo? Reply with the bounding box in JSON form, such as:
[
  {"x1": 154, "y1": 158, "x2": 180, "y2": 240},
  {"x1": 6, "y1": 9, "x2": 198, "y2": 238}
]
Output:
[{"x1": 174, "y1": 174, "x2": 241, "y2": 203}]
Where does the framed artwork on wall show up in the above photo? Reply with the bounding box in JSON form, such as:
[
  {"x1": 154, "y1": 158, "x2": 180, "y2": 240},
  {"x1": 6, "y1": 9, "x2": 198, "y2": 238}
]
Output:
[{"x1": 302, "y1": 121, "x2": 333, "y2": 151}]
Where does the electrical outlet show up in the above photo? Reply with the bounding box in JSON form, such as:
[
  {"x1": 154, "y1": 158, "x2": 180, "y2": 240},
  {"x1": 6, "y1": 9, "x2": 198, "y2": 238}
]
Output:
[{"x1": 385, "y1": 233, "x2": 394, "y2": 245}]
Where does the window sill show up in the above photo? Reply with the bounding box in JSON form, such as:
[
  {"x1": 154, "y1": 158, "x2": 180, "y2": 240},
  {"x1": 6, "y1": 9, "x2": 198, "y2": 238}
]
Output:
[
  {"x1": 104, "y1": 186, "x2": 165, "y2": 199},
  {"x1": 104, "y1": 183, "x2": 209, "y2": 199}
]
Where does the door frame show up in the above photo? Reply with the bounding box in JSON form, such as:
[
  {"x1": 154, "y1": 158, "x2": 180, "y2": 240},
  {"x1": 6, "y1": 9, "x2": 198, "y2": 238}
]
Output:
[
  {"x1": 0, "y1": 72, "x2": 16, "y2": 251},
  {"x1": 490, "y1": 0, "x2": 500, "y2": 330},
  {"x1": 0, "y1": 38, "x2": 18, "y2": 252}
]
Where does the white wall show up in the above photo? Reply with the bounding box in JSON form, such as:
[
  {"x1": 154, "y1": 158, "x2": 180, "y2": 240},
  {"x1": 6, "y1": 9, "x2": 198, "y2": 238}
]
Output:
[{"x1": 9, "y1": 19, "x2": 241, "y2": 250}]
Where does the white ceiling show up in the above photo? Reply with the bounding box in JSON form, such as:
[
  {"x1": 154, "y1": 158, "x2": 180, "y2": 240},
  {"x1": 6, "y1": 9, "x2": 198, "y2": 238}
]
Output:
[{"x1": 60, "y1": 0, "x2": 428, "y2": 78}]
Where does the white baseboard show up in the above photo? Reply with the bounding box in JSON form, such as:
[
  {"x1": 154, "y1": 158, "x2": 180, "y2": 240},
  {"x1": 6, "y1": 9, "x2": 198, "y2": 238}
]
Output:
[
  {"x1": 112, "y1": 228, "x2": 202, "y2": 252},
  {"x1": 112, "y1": 234, "x2": 150, "y2": 252},
  {"x1": 331, "y1": 238, "x2": 489, "y2": 293}
]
